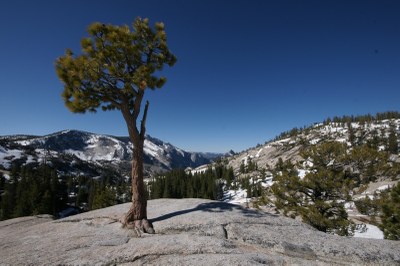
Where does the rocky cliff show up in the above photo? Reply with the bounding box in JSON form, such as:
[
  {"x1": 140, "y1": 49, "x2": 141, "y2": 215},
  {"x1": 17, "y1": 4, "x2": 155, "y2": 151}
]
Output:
[{"x1": 1, "y1": 198, "x2": 399, "y2": 265}]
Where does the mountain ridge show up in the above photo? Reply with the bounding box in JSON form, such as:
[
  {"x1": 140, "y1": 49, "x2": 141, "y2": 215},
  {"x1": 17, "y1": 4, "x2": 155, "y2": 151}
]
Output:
[
  {"x1": 222, "y1": 116, "x2": 400, "y2": 175},
  {"x1": 0, "y1": 129, "x2": 221, "y2": 177}
]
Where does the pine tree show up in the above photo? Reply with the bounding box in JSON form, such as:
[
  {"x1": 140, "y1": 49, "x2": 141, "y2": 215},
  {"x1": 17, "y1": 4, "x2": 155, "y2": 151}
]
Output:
[
  {"x1": 163, "y1": 177, "x2": 172, "y2": 198},
  {"x1": 40, "y1": 190, "x2": 53, "y2": 215},
  {"x1": 388, "y1": 126, "x2": 398, "y2": 154},
  {"x1": 380, "y1": 183, "x2": 400, "y2": 240},
  {"x1": 0, "y1": 189, "x2": 12, "y2": 220},
  {"x1": 239, "y1": 161, "x2": 246, "y2": 174},
  {"x1": 272, "y1": 142, "x2": 354, "y2": 236},
  {"x1": 55, "y1": 18, "x2": 176, "y2": 233},
  {"x1": 91, "y1": 184, "x2": 117, "y2": 210},
  {"x1": 346, "y1": 122, "x2": 354, "y2": 140},
  {"x1": 0, "y1": 172, "x2": 5, "y2": 191}
]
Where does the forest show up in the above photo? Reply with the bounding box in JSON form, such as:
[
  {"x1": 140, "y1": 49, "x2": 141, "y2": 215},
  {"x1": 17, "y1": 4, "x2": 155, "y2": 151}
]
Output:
[{"x1": 0, "y1": 164, "x2": 129, "y2": 220}]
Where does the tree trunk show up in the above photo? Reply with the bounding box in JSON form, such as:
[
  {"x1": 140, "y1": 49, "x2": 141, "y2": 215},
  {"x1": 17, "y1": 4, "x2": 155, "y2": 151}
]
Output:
[
  {"x1": 128, "y1": 145, "x2": 147, "y2": 220},
  {"x1": 120, "y1": 101, "x2": 154, "y2": 234},
  {"x1": 121, "y1": 139, "x2": 154, "y2": 234}
]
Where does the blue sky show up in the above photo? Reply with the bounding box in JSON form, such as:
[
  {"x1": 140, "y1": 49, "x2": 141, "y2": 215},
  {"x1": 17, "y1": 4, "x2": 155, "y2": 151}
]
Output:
[{"x1": 0, "y1": 0, "x2": 399, "y2": 152}]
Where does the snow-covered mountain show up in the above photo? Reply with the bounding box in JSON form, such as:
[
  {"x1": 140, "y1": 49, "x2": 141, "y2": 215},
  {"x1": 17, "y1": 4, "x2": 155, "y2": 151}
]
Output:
[
  {"x1": 224, "y1": 118, "x2": 400, "y2": 174},
  {"x1": 0, "y1": 130, "x2": 219, "y2": 176},
  {"x1": 207, "y1": 116, "x2": 400, "y2": 239}
]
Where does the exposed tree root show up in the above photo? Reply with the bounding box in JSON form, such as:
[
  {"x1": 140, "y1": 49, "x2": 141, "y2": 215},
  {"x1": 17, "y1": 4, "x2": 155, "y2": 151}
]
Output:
[{"x1": 121, "y1": 217, "x2": 155, "y2": 236}]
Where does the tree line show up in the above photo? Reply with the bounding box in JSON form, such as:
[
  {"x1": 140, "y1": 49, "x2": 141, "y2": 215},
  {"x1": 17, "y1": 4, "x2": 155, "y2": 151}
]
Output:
[
  {"x1": 148, "y1": 165, "x2": 234, "y2": 200},
  {"x1": 0, "y1": 165, "x2": 66, "y2": 220},
  {"x1": 0, "y1": 164, "x2": 130, "y2": 221},
  {"x1": 273, "y1": 111, "x2": 400, "y2": 142}
]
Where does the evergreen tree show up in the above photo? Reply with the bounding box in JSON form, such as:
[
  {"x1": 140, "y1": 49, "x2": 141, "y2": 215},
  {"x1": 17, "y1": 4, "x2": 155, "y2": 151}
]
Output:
[
  {"x1": 91, "y1": 183, "x2": 117, "y2": 210},
  {"x1": 0, "y1": 172, "x2": 5, "y2": 191},
  {"x1": 388, "y1": 126, "x2": 398, "y2": 154},
  {"x1": 40, "y1": 190, "x2": 53, "y2": 215},
  {"x1": 14, "y1": 172, "x2": 32, "y2": 217},
  {"x1": 380, "y1": 183, "x2": 400, "y2": 240},
  {"x1": 148, "y1": 165, "x2": 234, "y2": 201},
  {"x1": 0, "y1": 192, "x2": 11, "y2": 220},
  {"x1": 75, "y1": 187, "x2": 88, "y2": 209},
  {"x1": 246, "y1": 179, "x2": 252, "y2": 198},
  {"x1": 272, "y1": 142, "x2": 354, "y2": 236},
  {"x1": 239, "y1": 161, "x2": 246, "y2": 174},
  {"x1": 56, "y1": 17, "x2": 176, "y2": 233},
  {"x1": 162, "y1": 176, "x2": 172, "y2": 198}
]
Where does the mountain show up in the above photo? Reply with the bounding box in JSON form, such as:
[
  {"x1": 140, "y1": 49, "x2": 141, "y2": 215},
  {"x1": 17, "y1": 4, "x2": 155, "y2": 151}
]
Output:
[
  {"x1": 223, "y1": 115, "x2": 400, "y2": 175},
  {"x1": 183, "y1": 113, "x2": 400, "y2": 239},
  {"x1": 2, "y1": 113, "x2": 399, "y2": 239},
  {"x1": 0, "y1": 130, "x2": 220, "y2": 177}
]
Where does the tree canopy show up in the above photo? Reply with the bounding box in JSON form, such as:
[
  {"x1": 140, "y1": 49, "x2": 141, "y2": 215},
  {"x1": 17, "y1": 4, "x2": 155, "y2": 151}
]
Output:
[
  {"x1": 55, "y1": 17, "x2": 176, "y2": 233},
  {"x1": 55, "y1": 17, "x2": 176, "y2": 114}
]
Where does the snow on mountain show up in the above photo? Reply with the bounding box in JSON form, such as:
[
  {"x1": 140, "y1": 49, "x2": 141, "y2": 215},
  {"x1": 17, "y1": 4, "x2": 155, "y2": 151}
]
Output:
[
  {"x1": 0, "y1": 148, "x2": 23, "y2": 168},
  {"x1": 225, "y1": 118, "x2": 400, "y2": 174},
  {"x1": 0, "y1": 130, "x2": 220, "y2": 176},
  {"x1": 186, "y1": 116, "x2": 399, "y2": 240}
]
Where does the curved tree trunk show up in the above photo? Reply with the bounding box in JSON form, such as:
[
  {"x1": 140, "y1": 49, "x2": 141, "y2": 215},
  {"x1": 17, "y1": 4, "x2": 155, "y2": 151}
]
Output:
[{"x1": 120, "y1": 101, "x2": 154, "y2": 234}]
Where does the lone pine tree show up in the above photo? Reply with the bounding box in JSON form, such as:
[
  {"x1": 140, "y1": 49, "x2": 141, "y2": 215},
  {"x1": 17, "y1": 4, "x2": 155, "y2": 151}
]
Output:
[{"x1": 55, "y1": 18, "x2": 176, "y2": 233}]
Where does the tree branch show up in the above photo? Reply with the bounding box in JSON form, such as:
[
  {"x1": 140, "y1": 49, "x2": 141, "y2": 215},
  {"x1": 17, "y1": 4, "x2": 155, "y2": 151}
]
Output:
[
  {"x1": 140, "y1": 101, "x2": 149, "y2": 140},
  {"x1": 133, "y1": 90, "x2": 144, "y2": 121}
]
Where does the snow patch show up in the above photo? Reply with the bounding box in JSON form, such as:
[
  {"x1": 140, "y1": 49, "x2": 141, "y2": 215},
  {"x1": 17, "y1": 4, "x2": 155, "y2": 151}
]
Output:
[
  {"x1": 376, "y1": 185, "x2": 392, "y2": 192},
  {"x1": 354, "y1": 224, "x2": 384, "y2": 239},
  {"x1": 0, "y1": 148, "x2": 23, "y2": 168},
  {"x1": 189, "y1": 164, "x2": 210, "y2": 175},
  {"x1": 224, "y1": 188, "x2": 248, "y2": 205},
  {"x1": 297, "y1": 169, "x2": 308, "y2": 179},
  {"x1": 3, "y1": 173, "x2": 10, "y2": 180},
  {"x1": 144, "y1": 139, "x2": 163, "y2": 158}
]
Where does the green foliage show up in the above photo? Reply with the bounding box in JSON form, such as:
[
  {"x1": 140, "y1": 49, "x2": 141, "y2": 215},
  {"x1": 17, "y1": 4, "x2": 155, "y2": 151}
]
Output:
[
  {"x1": 347, "y1": 122, "x2": 356, "y2": 145},
  {"x1": 148, "y1": 166, "x2": 233, "y2": 201},
  {"x1": 355, "y1": 183, "x2": 400, "y2": 240},
  {"x1": 272, "y1": 142, "x2": 354, "y2": 236},
  {"x1": 273, "y1": 137, "x2": 400, "y2": 238},
  {"x1": 388, "y1": 126, "x2": 398, "y2": 154},
  {"x1": 348, "y1": 145, "x2": 395, "y2": 184},
  {"x1": 354, "y1": 196, "x2": 380, "y2": 216},
  {"x1": 0, "y1": 164, "x2": 130, "y2": 221},
  {"x1": 273, "y1": 111, "x2": 400, "y2": 142},
  {"x1": 380, "y1": 183, "x2": 400, "y2": 240},
  {"x1": 300, "y1": 141, "x2": 347, "y2": 169},
  {"x1": 55, "y1": 17, "x2": 176, "y2": 114},
  {"x1": 354, "y1": 183, "x2": 400, "y2": 240},
  {"x1": 0, "y1": 165, "x2": 66, "y2": 220},
  {"x1": 323, "y1": 112, "x2": 400, "y2": 125},
  {"x1": 239, "y1": 157, "x2": 258, "y2": 174},
  {"x1": 55, "y1": 17, "x2": 177, "y2": 221},
  {"x1": 0, "y1": 172, "x2": 5, "y2": 190},
  {"x1": 90, "y1": 183, "x2": 117, "y2": 210}
]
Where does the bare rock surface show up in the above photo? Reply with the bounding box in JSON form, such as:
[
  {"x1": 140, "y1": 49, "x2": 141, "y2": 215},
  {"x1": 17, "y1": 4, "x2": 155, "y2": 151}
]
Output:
[{"x1": 1, "y1": 199, "x2": 399, "y2": 265}]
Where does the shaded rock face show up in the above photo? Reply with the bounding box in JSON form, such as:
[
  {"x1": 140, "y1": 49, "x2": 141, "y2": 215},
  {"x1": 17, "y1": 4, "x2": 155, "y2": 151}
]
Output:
[{"x1": 1, "y1": 199, "x2": 399, "y2": 265}]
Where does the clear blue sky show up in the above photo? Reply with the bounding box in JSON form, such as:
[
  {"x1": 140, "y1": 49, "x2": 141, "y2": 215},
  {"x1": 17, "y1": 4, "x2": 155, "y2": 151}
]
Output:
[{"x1": 0, "y1": 0, "x2": 399, "y2": 152}]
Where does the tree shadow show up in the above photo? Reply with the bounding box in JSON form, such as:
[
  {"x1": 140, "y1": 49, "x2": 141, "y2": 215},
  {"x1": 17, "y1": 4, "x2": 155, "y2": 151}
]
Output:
[{"x1": 150, "y1": 201, "x2": 277, "y2": 223}]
